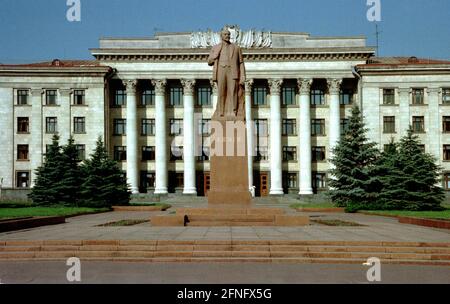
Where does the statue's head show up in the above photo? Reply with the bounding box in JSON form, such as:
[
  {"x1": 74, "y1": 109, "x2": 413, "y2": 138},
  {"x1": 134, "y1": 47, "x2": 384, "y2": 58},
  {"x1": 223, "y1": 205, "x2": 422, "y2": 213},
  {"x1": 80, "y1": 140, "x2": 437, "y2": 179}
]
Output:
[{"x1": 220, "y1": 29, "x2": 231, "y2": 43}]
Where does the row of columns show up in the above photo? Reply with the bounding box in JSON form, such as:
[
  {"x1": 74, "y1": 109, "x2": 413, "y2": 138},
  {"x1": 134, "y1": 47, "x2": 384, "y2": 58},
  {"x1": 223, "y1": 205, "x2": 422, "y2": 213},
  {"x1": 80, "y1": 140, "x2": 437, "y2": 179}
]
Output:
[{"x1": 122, "y1": 77, "x2": 344, "y2": 196}]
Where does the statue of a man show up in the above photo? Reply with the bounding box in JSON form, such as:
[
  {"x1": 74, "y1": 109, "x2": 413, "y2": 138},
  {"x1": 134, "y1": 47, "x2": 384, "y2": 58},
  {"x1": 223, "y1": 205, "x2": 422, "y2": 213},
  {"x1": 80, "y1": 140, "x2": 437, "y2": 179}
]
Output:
[{"x1": 208, "y1": 28, "x2": 246, "y2": 118}]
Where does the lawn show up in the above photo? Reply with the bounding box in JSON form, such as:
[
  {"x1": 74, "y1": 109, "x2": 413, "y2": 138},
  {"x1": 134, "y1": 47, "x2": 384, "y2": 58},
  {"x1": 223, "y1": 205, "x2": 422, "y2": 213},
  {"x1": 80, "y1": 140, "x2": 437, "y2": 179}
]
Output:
[
  {"x1": 0, "y1": 206, "x2": 110, "y2": 219},
  {"x1": 361, "y1": 210, "x2": 450, "y2": 220}
]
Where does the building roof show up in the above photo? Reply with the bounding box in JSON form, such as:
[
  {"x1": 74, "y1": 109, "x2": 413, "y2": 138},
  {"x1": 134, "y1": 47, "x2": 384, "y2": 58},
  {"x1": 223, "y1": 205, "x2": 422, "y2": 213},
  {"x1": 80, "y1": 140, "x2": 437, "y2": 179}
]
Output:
[
  {"x1": 359, "y1": 56, "x2": 450, "y2": 67},
  {"x1": 0, "y1": 59, "x2": 104, "y2": 68}
]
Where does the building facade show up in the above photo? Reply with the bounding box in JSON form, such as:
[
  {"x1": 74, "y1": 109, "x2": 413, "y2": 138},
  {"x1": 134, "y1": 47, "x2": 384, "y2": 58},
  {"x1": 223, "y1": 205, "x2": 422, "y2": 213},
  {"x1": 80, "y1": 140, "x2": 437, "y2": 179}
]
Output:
[{"x1": 1, "y1": 28, "x2": 449, "y2": 197}]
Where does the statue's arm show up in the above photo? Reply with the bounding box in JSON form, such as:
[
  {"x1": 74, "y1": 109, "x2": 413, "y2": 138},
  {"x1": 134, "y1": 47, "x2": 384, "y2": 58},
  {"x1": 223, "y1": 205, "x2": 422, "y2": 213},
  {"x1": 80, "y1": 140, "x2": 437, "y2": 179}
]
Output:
[
  {"x1": 238, "y1": 47, "x2": 246, "y2": 84},
  {"x1": 208, "y1": 44, "x2": 222, "y2": 66}
]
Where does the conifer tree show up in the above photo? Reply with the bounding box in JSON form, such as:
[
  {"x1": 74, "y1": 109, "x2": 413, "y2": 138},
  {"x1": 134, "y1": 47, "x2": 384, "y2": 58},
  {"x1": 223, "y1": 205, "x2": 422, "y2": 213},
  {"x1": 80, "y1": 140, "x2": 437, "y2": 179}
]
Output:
[{"x1": 59, "y1": 136, "x2": 83, "y2": 206}]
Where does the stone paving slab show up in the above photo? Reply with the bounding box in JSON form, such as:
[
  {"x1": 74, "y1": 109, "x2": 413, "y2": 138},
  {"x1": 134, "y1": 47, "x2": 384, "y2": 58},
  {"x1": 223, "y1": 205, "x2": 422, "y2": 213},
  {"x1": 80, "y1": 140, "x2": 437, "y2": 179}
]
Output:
[{"x1": 0, "y1": 210, "x2": 448, "y2": 243}]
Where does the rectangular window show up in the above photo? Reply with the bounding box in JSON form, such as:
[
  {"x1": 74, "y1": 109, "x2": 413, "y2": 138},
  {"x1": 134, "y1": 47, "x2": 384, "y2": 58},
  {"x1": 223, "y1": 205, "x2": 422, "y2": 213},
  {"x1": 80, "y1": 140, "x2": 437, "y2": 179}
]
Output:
[
  {"x1": 197, "y1": 86, "x2": 212, "y2": 106},
  {"x1": 46, "y1": 117, "x2": 57, "y2": 134},
  {"x1": 141, "y1": 89, "x2": 155, "y2": 106},
  {"x1": 443, "y1": 88, "x2": 450, "y2": 104},
  {"x1": 17, "y1": 144, "x2": 29, "y2": 160},
  {"x1": 312, "y1": 146, "x2": 326, "y2": 162},
  {"x1": 412, "y1": 116, "x2": 425, "y2": 133},
  {"x1": 253, "y1": 86, "x2": 267, "y2": 106},
  {"x1": 282, "y1": 119, "x2": 296, "y2": 136},
  {"x1": 140, "y1": 171, "x2": 156, "y2": 190},
  {"x1": 17, "y1": 90, "x2": 29, "y2": 105},
  {"x1": 75, "y1": 144, "x2": 85, "y2": 161},
  {"x1": 383, "y1": 89, "x2": 395, "y2": 105},
  {"x1": 254, "y1": 119, "x2": 268, "y2": 137},
  {"x1": 282, "y1": 86, "x2": 296, "y2": 106},
  {"x1": 46, "y1": 90, "x2": 57, "y2": 105},
  {"x1": 282, "y1": 146, "x2": 297, "y2": 161},
  {"x1": 340, "y1": 118, "x2": 349, "y2": 135},
  {"x1": 142, "y1": 146, "x2": 155, "y2": 161},
  {"x1": 141, "y1": 119, "x2": 155, "y2": 136},
  {"x1": 443, "y1": 116, "x2": 450, "y2": 133},
  {"x1": 169, "y1": 86, "x2": 183, "y2": 106},
  {"x1": 255, "y1": 146, "x2": 268, "y2": 161},
  {"x1": 114, "y1": 146, "x2": 126, "y2": 161},
  {"x1": 198, "y1": 119, "x2": 211, "y2": 135},
  {"x1": 283, "y1": 172, "x2": 298, "y2": 191},
  {"x1": 444, "y1": 145, "x2": 450, "y2": 161},
  {"x1": 73, "y1": 117, "x2": 85, "y2": 134},
  {"x1": 340, "y1": 89, "x2": 353, "y2": 105},
  {"x1": 383, "y1": 116, "x2": 396, "y2": 133},
  {"x1": 170, "y1": 146, "x2": 183, "y2": 161},
  {"x1": 311, "y1": 119, "x2": 325, "y2": 136},
  {"x1": 310, "y1": 89, "x2": 325, "y2": 105},
  {"x1": 198, "y1": 146, "x2": 210, "y2": 161},
  {"x1": 113, "y1": 119, "x2": 126, "y2": 135},
  {"x1": 17, "y1": 117, "x2": 29, "y2": 133},
  {"x1": 444, "y1": 173, "x2": 450, "y2": 190},
  {"x1": 114, "y1": 89, "x2": 126, "y2": 106},
  {"x1": 412, "y1": 88, "x2": 424, "y2": 105},
  {"x1": 74, "y1": 90, "x2": 85, "y2": 105},
  {"x1": 170, "y1": 119, "x2": 183, "y2": 135},
  {"x1": 312, "y1": 172, "x2": 327, "y2": 190},
  {"x1": 16, "y1": 171, "x2": 30, "y2": 188}
]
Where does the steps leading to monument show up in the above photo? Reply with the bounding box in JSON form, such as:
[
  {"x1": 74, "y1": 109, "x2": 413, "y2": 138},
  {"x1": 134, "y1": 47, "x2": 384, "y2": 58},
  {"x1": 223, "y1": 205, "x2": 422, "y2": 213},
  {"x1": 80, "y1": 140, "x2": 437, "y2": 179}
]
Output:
[{"x1": 1, "y1": 240, "x2": 449, "y2": 265}]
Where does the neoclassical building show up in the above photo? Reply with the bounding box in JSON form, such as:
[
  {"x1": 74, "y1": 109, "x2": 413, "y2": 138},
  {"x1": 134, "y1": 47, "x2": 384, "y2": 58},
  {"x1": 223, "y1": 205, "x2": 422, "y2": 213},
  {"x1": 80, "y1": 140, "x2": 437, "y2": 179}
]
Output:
[{"x1": 1, "y1": 27, "x2": 449, "y2": 197}]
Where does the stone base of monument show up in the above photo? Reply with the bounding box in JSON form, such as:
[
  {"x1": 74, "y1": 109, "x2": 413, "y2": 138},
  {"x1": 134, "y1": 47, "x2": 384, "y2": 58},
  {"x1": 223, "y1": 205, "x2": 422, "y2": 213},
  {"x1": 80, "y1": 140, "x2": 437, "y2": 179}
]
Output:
[{"x1": 150, "y1": 208, "x2": 309, "y2": 227}]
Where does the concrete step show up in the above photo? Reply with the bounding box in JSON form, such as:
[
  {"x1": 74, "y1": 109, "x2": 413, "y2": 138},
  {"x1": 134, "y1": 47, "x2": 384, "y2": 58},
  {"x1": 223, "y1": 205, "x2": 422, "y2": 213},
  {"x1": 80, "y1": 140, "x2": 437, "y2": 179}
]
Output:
[{"x1": 186, "y1": 214, "x2": 275, "y2": 222}]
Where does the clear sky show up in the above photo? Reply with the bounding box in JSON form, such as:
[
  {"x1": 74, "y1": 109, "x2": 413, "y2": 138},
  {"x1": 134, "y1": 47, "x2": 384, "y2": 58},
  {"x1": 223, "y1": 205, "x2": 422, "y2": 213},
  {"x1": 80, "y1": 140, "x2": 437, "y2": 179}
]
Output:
[{"x1": 0, "y1": 0, "x2": 448, "y2": 63}]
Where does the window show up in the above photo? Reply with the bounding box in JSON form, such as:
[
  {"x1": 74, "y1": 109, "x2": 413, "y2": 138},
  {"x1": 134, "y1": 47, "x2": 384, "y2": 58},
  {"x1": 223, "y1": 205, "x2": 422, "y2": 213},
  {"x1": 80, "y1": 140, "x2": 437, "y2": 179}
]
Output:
[
  {"x1": 253, "y1": 86, "x2": 267, "y2": 106},
  {"x1": 17, "y1": 90, "x2": 29, "y2": 105},
  {"x1": 170, "y1": 146, "x2": 183, "y2": 161},
  {"x1": 310, "y1": 89, "x2": 325, "y2": 105},
  {"x1": 311, "y1": 119, "x2": 325, "y2": 136},
  {"x1": 340, "y1": 119, "x2": 349, "y2": 135},
  {"x1": 312, "y1": 146, "x2": 326, "y2": 162},
  {"x1": 412, "y1": 88, "x2": 424, "y2": 105},
  {"x1": 142, "y1": 146, "x2": 155, "y2": 161},
  {"x1": 412, "y1": 116, "x2": 425, "y2": 133},
  {"x1": 255, "y1": 146, "x2": 268, "y2": 161},
  {"x1": 444, "y1": 145, "x2": 450, "y2": 161},
  {"x1": 383, "y1": 89, "x2": 395, "y2": 105},
  {"x1": 17, "y1": 145, "x2": 29, "y2": 160},
  {"x1": 443, "y1": 88, "x2": 450, "y2": 104},
  {"x1": 74, "y1": 90, "x2": 85, "y2": 105},
  {"x1": 198, "y1": 119, "x2": 211, "y2": 135},
  {"x1": 169, "y1": 86, "x2": 183, "y2": 106},
  {"x1": 282, "y1": 86, "x2": 296, "y2": 106},
  {"x1": 197, "y1": 86, "x2": 212, "y2": 106},
  {"x1": 114, "y1": 146, "x2": 126, "y2": 161},
  {"x1": 73, "y1": 117, "x2": 85, "y2": 134},
  {"x1": 283, "y1": 172, "x2": 298, "y2": 191},
  {"x1": 340, "y1": 89, "x2": 353, "y2": 105},
  {"x1": 443, "y1": 117, "x2": 450, "y2": 133},
  {"x1": 283, "y1": 146, "x2": 297, "y2": 161},
  {"x1": 140, "y1": 171, "x2": 156, "y2": 190},
  {"x1": 282, "y1": 119, "x2": 296, "y2": 136},
  {"x1": 312, "y1": 172, "x2": 327, "y2": 190},
  {"x1": 170, "y1": 119, "x2": 183, "y2": 135},
  {"x1": 17, "y1": 117, "x2": 29, "y2": 133},
  {"x1": 16, "y1": 171, "x2": 30, "y2": 188},
  {"x1": 444, "y1": 173, "x2": 450, "y2": 190},
  {"x1": 75, "y1": 144, "x2": 85, "y2": 161},
  {"x1": 383, "y1": 116, "x2": 396, "y2": 133},
  {"x1": 46, "y1": 117, "x2": 57, "y2": 134},
  {"x1": 254, "y1": 119, "x2": 268, "y2": 137},
  {"x1": 113, "y1": 119, "x2": 126, "y2": 135},
  {"x1": 141, "y1": 119, "x2": 155, "y2": 136},
  {"x1": 46, "y1": 90, "x2": 57, "y2": 105},
  {"x1": 198, "y1": 146, "x2": 210, "y2": 161},
  {"x1": 113, "y1": 89, "x2": 126, "y2": 106},
  {"x1": 141, "y1": 89, "x2": 155, "y2": 106}
]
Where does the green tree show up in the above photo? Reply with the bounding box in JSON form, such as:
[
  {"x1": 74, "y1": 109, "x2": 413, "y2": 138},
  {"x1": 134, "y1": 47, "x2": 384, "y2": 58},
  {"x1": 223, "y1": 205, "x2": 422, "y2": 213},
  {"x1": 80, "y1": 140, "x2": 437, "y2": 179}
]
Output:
[
  {"x1": 80, "y1": 137, "x2": 130, "y2": 207},
  {"x1": 58, "y1": 136, "x2": 83, "y2": 206},
  {"x1": 327, "y1": 105, "x2": 382, "y2": 212},
  {"x1": 28, "y1": 135, "x2": 64, "y2": 205}
]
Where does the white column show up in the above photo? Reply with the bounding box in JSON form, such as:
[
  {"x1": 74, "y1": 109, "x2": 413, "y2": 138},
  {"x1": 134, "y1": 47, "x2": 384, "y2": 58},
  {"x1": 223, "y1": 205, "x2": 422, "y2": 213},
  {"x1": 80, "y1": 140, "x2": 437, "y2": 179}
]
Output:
[
  {"x1": 59, "y1": 89, "x2": 72, "y2": 144},
  {"x1": 181, "y1": 79, "x2": 197, "y2": 195},
  {"x1": 427, "y1": 88, "x2": 441, "y2": 161},
  {"x1": 398, "y1": 88, "x2": 411, "y2": 136},
  {"x1": 152, "y1": 79, "x2": 168, "y2": 194},
  {"x1": 124, "y1": 79, "x2": 139, "y2": 194},
  {"x1": 30, "y1": 89, "x2": 43, "y2": 187},
  {"x1": 245, "y1": 79, "x2": 254, "y2": 192},
  {"x1": 268, "y1": 79, "x2": 284, "y2": 195},
  {"x1": 298, "y1": 78, "x2": 313, "y2": 195},
  {"x1": 327, "y1": 78, "x2": 342, "y2": 165},
  {"x1": 210, "y1": 79, "x2": 218, "y2": 112}
]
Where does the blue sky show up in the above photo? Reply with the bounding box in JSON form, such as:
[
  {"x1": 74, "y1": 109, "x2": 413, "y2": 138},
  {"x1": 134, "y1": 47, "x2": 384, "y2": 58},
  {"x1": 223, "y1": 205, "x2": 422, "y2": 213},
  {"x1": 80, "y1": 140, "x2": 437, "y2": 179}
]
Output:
[{"x1": 0, "y1": 0, "x2": 448, "y2": 63}]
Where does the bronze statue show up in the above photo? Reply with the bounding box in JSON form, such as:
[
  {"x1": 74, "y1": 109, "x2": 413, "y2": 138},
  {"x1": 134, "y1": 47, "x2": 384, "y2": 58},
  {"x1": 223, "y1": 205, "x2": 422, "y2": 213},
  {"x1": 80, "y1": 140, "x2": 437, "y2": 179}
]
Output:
[{"x1": 208, "y1": 28, "x2": 246, "y2": 118}]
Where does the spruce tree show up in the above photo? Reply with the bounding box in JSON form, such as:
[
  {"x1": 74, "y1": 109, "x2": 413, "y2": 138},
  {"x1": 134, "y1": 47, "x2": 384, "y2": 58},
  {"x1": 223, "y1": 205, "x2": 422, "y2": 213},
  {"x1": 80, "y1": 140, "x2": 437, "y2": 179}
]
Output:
[
  {"x1": 327, "y1": 105, "x2": 381, "y2": 212},
  {"x1": 394, "y1": 128, "x2": 444, "y2": 210},
  {"x1": 80, "y1": 137, "x2": 130, "y2": 207},
  {"x1": 59, "y1": 136, "x2": 83, "y2": 206},
  {"x1": 28, "y1": 135, "x2": 64, "y2": 205}
]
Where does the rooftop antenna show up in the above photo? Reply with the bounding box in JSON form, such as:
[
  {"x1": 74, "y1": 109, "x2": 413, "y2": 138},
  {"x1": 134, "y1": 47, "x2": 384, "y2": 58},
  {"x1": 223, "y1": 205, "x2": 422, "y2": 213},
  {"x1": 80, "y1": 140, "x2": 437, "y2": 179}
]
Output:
[{"x1": 375, "y1": 23, "x2": 382, "y2": 57}]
